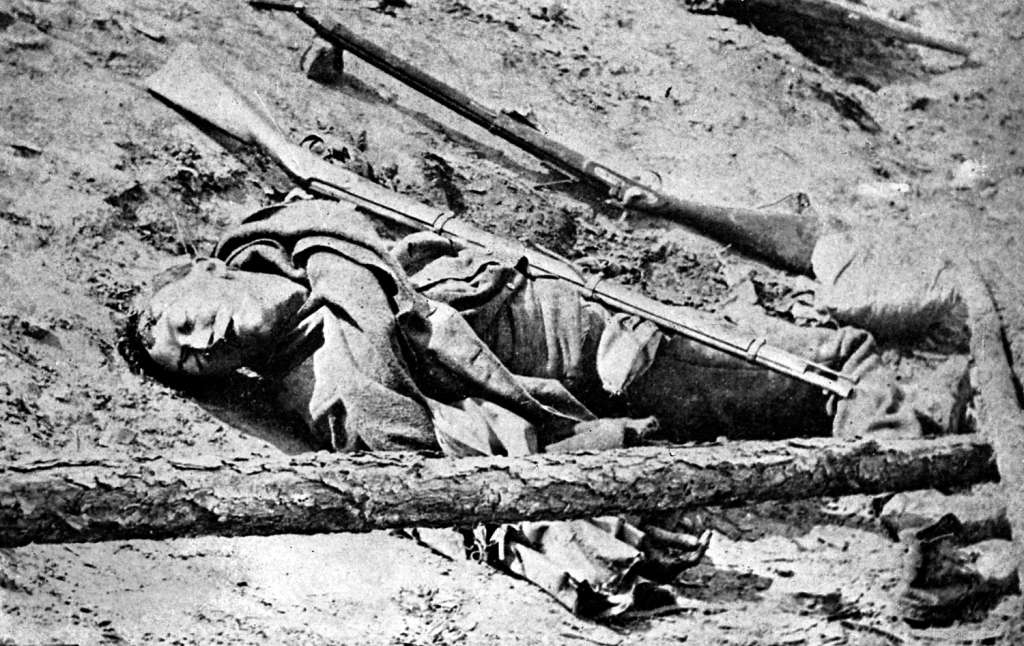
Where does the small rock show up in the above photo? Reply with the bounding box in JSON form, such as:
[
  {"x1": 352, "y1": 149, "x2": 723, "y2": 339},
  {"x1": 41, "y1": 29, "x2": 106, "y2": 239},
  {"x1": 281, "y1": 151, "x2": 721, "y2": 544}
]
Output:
[
  {"x1": 131, "y1": 19, "x2": 167, "y2": 42},
  {"x1": 905, "y1": 86, "x2": 944, "y2": 112},
  {"x1": 852, "y1": 181, "x2": 912, "y2": 207},
  {"x1": 968, "y1": 539, "x2": 1020, "y2": 590},
  {"x1": 950, "y1": 159, "x2": 993, "y2": 190},
  {"x1": 898, "y1": 531, "x2": 1019, "y2": 627},
  {"x1": 6, "y1": 140, "x2": 41, "y2": 158},
  {"x1": 17, "y1": 315, "x2": 62, "y2": 349},
  {"x1": 0, "y1": 20, "x2": 49, "y2": 51},
  {"x1": 879, "y1": 489, "x2": 1009, "y2": 543},
  {"x1": 546, "y1": 2, "x2": 568, "y2": 22},
  {"x1": 909, "y1": 96, "x2": 932, "y2": 111},
  {"x1": 18, "y1": 316, "x2": 51, "y2": 339},
  {"x1": 531, "y1": 1, "x2": 568, "y2": 23},
  {"x1": 374, "y1": 0, "x2": 409, "y2": 14}
]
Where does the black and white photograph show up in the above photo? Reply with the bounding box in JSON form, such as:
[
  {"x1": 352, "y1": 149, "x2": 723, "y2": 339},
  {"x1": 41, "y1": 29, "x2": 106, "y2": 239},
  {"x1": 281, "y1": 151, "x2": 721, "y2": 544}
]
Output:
[{"x1": 1, "y1": 0, "x2": 1022, "y2": 642}]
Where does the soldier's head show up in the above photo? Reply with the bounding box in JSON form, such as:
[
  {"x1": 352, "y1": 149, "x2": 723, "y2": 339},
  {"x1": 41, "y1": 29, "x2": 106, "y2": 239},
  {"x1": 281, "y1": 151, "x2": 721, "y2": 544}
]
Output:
[{"x1": 120, "y1": 257, "x2": 307, "y2": 380}]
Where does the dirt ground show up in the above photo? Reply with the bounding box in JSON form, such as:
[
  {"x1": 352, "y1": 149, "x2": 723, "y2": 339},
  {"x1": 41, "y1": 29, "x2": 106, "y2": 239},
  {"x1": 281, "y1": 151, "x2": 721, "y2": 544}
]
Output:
[{"x1": 2, "y1": 0, "x2": 1024, "y2": 643}]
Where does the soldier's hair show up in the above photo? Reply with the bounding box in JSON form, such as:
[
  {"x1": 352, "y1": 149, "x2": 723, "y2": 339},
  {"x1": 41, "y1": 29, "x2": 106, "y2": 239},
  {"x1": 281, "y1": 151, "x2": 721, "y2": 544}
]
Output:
[
  {"x1": 116, "y1": 262, "x2": 198, "y2": 388},
  {"x1": 117, "y1": 260, "x2": 290, "y2": 425}
]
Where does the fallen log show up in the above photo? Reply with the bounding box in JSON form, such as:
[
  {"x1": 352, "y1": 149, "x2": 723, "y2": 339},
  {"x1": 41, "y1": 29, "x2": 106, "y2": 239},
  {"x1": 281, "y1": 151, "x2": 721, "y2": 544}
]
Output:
[
  {"x1": 961, "y1": 265, "x2": 1024, "y2": 589},
  {"x1": 0, "y1": 435, "x2": 995, "y2": 548}
]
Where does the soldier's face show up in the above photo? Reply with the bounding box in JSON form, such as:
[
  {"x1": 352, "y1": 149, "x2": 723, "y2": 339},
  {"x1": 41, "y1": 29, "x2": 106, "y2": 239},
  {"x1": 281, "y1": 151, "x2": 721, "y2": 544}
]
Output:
[{"x1": 145, "y1": 258, "x2": 307, "y2": 376}]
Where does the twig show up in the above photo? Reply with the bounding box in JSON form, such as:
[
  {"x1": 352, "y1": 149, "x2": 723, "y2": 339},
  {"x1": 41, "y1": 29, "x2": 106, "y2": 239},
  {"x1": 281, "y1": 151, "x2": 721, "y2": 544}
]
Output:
[
  {"x1": 559, "y1": 630, "x2": 623, "y2": 646},
  {"x1": 253, "y1": 90, "x2": 284, "y2": 133},
  {"x1": 840, "y1": 619, "x2": 906, "y2": 644}
]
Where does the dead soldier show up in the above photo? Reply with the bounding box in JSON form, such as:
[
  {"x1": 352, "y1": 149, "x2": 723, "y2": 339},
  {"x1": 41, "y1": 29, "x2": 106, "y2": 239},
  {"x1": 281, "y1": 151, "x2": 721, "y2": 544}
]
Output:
[{"x1": 121, "y1": 198, "x2": 940, "y2": 617}]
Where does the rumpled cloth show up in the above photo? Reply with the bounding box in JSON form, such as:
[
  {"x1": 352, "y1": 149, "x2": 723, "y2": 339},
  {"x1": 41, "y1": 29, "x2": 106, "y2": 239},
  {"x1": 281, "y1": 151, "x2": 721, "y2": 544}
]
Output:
[
  {"x1": 212, "y1": 198, "x2": 925, "y2": 617},
  {"x1": 217, "y1": 200, "x2": 603, "y2": 454},
  {"x1": 395, "y1": 231, "x2": 922, "y2": 440},
  {"x1": 812, "y1": 228, "x2": 963, "y2": 339}
]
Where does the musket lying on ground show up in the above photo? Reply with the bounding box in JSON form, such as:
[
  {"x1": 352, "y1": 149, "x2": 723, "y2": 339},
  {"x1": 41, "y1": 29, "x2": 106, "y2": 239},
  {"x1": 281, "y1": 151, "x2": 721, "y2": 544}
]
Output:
[
  {"x1": 146, "y1": 44, "x2": 856, "y2": 398},
  {"x1": 248, "y1": 1, "x2": 823, "y2": 274}
]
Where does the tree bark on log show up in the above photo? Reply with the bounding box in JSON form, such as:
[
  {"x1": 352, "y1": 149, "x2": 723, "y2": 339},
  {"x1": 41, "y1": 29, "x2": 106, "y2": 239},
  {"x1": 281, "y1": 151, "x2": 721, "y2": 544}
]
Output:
[
  {"x1": 0, "y1": 435, "x2": 995, "y2": 548},
  {"x1": 962, "y1": 266, "x2": 1024, "y2": 589}
]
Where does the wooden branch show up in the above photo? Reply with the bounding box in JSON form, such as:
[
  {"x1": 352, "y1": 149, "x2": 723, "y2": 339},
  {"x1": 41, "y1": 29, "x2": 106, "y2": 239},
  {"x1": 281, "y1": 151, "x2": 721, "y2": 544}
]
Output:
[
  {"x1": 0, "y1": 435, "x2": 995, "y2": 548},
  {"x1": 961, "y1": 265, "x2": 1024, "y2": 587},
  {"x1": 703, "y1": 0, "x2": 970, "y2": 56},
  {"x1": 763, "y1": 0, "x2": 970, "y2": 56}
]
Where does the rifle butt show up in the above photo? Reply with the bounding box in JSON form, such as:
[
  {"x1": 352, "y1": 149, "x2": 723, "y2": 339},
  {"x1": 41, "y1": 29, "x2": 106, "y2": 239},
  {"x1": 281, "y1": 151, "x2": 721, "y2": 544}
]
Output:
[
  {"x1": 646, "y1": 195, "x2": 821, "y2": 274},
  {"x1": 146, "y1": 44, "x2": 303, "y2": 174}
]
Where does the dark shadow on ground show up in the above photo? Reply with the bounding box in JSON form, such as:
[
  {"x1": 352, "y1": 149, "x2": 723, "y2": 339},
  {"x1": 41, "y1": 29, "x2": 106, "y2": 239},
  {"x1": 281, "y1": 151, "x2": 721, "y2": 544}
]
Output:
[
  {"x1": 683, "y1": 1, "x2": 932, "y2": 90},
  {"x1": 643, "y1": 497, "x2": 889, "y2": 544},
  {"x1": 191, "y1": 376, "x2": 317, "y2": 455},
  {"x1": 730, "y1": 10, "x2": 926, "y2": 90},
  {"x1": 675, "y1": 559, "x2": 774, "y2": 603}
]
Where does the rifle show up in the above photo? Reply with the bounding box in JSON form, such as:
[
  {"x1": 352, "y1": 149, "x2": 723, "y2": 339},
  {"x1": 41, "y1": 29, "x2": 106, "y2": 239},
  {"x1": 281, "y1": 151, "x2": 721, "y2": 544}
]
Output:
[
  {"x1": 145, "y1": 43, "x2": 856, "y2": 398},
  {"x1": 249, "y1": 1, "x2": 822, "y2": 274}
]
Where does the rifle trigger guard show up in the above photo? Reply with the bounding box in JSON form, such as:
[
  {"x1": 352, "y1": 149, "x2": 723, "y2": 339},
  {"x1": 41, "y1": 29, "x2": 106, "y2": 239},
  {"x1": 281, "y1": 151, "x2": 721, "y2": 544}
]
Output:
[
  {"x1": 431, "y1": 211, "x2": 457, "y2": 234},
  {"x1": 584, "y1": 275, "x2": 604, "y2": 300},
  {"x1": 745, "y1": 337, "x2": 767, "y2": 362}
]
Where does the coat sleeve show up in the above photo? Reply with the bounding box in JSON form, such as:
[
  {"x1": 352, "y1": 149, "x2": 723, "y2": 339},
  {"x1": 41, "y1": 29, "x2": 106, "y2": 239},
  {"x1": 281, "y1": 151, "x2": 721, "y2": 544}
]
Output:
[{"x1": 289, "y1": 252, "x2": 440, "y2": 452}]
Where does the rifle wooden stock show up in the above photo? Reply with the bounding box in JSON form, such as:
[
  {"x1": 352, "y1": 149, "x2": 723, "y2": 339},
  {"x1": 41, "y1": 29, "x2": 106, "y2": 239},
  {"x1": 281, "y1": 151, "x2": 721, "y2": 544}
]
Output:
[
  {"x1": 252, "y1": 2, "x2": 822, "y2": 273},
  {"x1": 145, "y1": 44, "x2": 855, "y2": 398}
]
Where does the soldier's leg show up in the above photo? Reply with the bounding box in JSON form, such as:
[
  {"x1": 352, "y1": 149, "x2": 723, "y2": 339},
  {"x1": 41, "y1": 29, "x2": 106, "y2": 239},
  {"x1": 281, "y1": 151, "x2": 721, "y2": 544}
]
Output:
[{"x1": 624, "y1": 310, "x2": 920, "y2": 441}]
